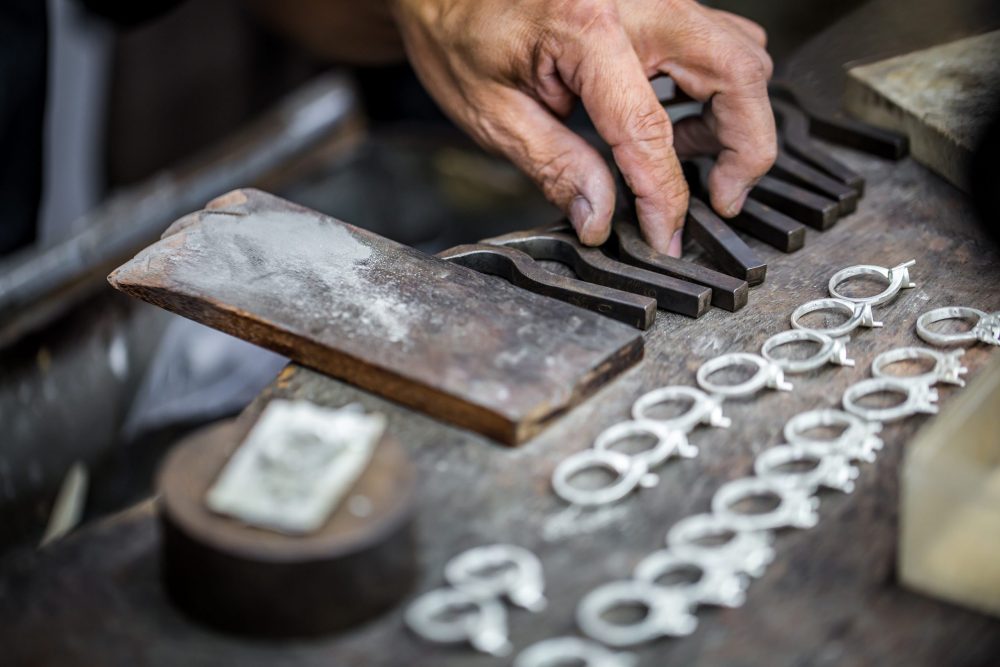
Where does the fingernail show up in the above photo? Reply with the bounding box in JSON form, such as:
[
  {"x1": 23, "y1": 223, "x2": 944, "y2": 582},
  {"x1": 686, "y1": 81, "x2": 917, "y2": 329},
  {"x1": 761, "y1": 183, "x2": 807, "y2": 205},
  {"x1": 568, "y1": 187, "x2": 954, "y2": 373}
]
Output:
[
  {"x1": 726, "y1": 187, "x2": 752, "y2": 217},
  {"x1": 668, "y1": 229, "x2": 683, "y2": 258},
  {"x1": 569, "y1": 196, "x2": 594, "y2": 237}
]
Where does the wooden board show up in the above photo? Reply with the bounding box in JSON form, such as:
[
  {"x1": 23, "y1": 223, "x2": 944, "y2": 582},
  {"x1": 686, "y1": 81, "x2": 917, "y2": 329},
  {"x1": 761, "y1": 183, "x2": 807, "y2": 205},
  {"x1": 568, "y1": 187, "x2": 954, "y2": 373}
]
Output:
[
  {"x1": 845, "y1": 30, "x2": 1000, "y2": 191},
  {"x1": 7, "y1": 142, "x2": 1000, "y2": 667},
  {"x1": 107, "y1": 188, "x2": 643, "y2": 445}
]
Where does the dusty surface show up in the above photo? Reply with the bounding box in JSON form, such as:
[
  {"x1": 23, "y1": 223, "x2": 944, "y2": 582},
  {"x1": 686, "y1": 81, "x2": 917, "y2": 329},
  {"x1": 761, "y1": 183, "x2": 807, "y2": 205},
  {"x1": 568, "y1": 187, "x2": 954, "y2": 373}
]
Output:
[{"x1": 3, "y1": 136, "x2": 1000, "y2": 666}]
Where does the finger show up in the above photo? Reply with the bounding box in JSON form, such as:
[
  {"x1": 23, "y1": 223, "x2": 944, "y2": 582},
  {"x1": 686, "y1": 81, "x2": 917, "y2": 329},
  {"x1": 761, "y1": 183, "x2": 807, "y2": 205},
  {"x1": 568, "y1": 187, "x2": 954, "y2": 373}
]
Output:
[
  {"x1": 476, "y1": 86, "x2": 617, "y2": 245},
  {"x1": 562, "y1": 15, "x2": 689, "y2": 256},
  {"x1": 710, "y1": 9, "x2": 768, "y2": 49},
  {"x1": 662, "y1": 16, "x2": 777, "y2": 218}
]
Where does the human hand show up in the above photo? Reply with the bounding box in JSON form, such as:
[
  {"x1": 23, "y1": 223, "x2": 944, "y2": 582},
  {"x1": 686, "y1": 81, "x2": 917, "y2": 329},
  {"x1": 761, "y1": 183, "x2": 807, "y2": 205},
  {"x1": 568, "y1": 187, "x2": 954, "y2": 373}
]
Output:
[{"x1": 392, "y1": 0, "x2": 775, "y2": 256}]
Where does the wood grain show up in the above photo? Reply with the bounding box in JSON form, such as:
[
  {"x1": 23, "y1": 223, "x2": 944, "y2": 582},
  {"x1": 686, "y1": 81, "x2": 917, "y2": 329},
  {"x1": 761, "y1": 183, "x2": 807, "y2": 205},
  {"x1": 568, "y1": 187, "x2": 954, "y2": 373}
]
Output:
[{"x1": 107, "y1": 189, "x2": 643, "y2": 445}]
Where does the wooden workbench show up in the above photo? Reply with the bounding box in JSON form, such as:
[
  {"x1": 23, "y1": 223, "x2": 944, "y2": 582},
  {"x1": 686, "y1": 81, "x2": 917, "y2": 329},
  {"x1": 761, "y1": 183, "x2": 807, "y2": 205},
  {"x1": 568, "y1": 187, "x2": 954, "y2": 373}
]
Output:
[{"x1": 3, "y1": 134, "x2": 1000, "y2": 665}]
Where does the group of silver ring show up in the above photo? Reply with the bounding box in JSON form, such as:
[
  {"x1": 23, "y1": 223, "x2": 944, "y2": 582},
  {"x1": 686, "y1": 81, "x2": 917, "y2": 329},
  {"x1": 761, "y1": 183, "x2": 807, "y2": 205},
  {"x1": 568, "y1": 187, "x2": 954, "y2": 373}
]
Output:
[
  {"x1": 405, "y1": 543, "x2": 546, "y2": 656},
  {"x1": 570, "y1": 261, "x2": 929, "y2": 650}
]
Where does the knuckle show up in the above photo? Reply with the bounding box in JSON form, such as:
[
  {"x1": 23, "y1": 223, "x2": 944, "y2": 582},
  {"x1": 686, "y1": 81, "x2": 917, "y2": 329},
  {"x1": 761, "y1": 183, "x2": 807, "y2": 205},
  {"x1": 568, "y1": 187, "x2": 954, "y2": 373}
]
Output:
[
  {"x1": 725, "y1": 49, "x2": 770, "y2": 86},
  {"x1": 533, "y1": 149, "x2": 578, "y2": 201},
  {"x1": 625, "y1": 106, "x2": 673, "y2": 144}
]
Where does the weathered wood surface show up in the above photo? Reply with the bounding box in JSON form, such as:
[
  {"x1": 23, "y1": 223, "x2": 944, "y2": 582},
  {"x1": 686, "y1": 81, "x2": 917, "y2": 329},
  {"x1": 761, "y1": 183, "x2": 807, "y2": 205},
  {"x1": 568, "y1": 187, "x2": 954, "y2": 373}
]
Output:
[
  {"x1": 3, "y1": 143, "x2": 1000, "y2": 665},
  {"x1": 845, "y1": 30, "x2": 1000, "y2": 191},
  {"x1": 108, "y1": 189, "x2": 643, "y2": 445}
]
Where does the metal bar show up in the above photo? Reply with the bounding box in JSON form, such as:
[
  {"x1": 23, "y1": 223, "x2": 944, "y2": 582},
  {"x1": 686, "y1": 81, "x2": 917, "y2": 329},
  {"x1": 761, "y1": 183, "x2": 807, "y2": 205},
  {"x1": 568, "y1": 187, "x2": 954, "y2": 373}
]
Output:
[
  {"x1": 484, "y1": 230, "x2": 711, "y2": 318},
  {"x1": 770, "y1": 82, "x2": 909, "y2": 160},
  {"x1": 685, "y1": 199, "x2": 767, "y2": 286},
  {"x1": 770, "y1": 151, "x2": 860, "y2": 215},
  {"x1": 773, "y1": 99, "x2": 865, "y2": 195},
  {"x1": 611, "y1": 222, "x2": 748, "y2": 312},
  {"x1": 438, "y1": 243, "x2": 656, "y2": 329},
  {"x1": 729, "y1": 199, "x2": 806, "y2": 253},
  {"x1": 750, "y1": 175, "x2": 840, "y2": 230}
]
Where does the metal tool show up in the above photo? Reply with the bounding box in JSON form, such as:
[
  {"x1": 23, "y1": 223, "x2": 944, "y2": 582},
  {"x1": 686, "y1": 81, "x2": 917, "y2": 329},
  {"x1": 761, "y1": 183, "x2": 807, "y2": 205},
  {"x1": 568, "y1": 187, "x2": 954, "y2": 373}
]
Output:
[
  {"x1": 686, "y1": 198, "x2": 767, "y2": 285},
  {"x1": 711, "y1": 477, "x2": 821, "y2": 531},
  {"x1": 634, "y1": 549, "x2": 749, "y2": 608},
  {"x1": 750, "y1": 174, "x2": 840, "y2": 230},
  {"x1": 696, "y1": 352, "x2": 794, "y2": 398},
  {"x1": 772, "y1": 99, "x2": 865, "y2": 194},
  {"x1": 592, "y1": 420, "x2": 699, "y2": 470},
  {"x1": 514, "y1": 637, "x2": 636, "y2": 667},
  {"x1": 687, "y1": 159, "x2": 804, "y2": 253},
  {"x1": 631, "y1": 386, "x2": 732, "y2": 432},
  {"x1": 484, "y1": 229, "x2": 711, "y2": 317},
  {"x1": 666, "y1": 513, "x2": 776, "y2": 578},
  {"x1": 783, "y1": 409, "x2": 883, "y2": 463},
  {"x1": 916, "y1": 307, "x2": 1000, "y2": 347},
  {"x1": 729, "y1": 198, "x2": 806, "y2": 253},
  {"x1": 439, "y1": 243, "x2": 656, "y2": 329},
  {"x1": 551, "y1": 449, "x2": 656, "y2": 507},
  {"x1": 769, "y1": 150, "x2": 860, "y2": 215},
  {"x1": 872, "y1": 347, "x2": 968, "y2": 387},
  {"x1": 754, "y1": 443, "x2": 859, "y2": 494},
  {"x1": 770, "y1": 81, "x2": 910, "y2": 160},
  {"x1": 790, "y1": 298, "x2": 883, "y2": 337},
  {"x1": 610, "y1": 221, "x2": 749, "y2": 311},
  {"x1": 444, "y1": 544, "x2": 547, "y2": 612},
  {"x1": 760, "y1": 330, "x2": 855, "y2": 374},
  {"x1": 404, "y1": 587, "x2": 512, "y2": 656},
  {"x1": 828, "y1": 260, "x2": 917, "y2": 307},
  {"x1": 576, "y1": 580, "x2": 698, "y2": 647},
  {"x1": 842, "y1": 377, "x2": 939, "y2": 422}
]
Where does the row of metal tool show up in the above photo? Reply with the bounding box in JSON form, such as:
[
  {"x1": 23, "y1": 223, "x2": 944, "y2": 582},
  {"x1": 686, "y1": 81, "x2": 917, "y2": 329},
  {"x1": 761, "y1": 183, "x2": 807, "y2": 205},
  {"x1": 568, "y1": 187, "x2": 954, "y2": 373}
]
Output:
[{"x1": 440, "y1": 86, "x2": 909, "y2": 327}]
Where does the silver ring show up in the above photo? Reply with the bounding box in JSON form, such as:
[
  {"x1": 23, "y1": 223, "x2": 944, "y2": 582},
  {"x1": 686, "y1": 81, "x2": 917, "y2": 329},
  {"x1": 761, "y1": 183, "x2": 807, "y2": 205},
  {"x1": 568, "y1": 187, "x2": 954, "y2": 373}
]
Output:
[
  {"x1": 790, "y1": 298, "x2": 883, "y2": 337},
  {"x1": 761, "y1": 330, "x2": 855, "y2": 374},
  {"x1": 593, "y1": 419, "x2": 697, "y2": 469},
  {"x1": 711, "y1": 477, "x2": 820, "y2": 531},
  {"x1": 551, "y1": 449, "x2": 655, "y2": 507},
  {"x1": 696, "y1": 352, "x2": 794, "y2": 398},
  {"x1": 872, "y1": 346, "x2": 968, "y2": 387},
  {"x1": 916, "y1": 307, "x2": 1000, "y2": 347},
  {"x1": 754, "y1": 443, "x2": 859, "y2": 494},
  {"x1": 842, "y1": 377, "x2": 939, "y2": 423},
  {"x1": 576, "y1": 580, "x2": 697, "y2": 647},
  {"x1": 444, "y1": 544, "x2": 546, "y2": 612},
  {"x1": 514, "y1": 637, "x2": 636, "y2": 667},
  {"x1": 665, "y1": 513, "x2": 775, "y2": 578},
  {"x1": 783, "y1": 409, "x2": 883, "y2": 463},
  {"x1": 828, "y1": 260, "x2": 916, "y2": 306},
  {"x1": 634, "y1": 549, "x2": 748, "y2": 609},
  {"x1": 631, "y1": 386, "x2": 731, "y2": 432},
  {"x1": 405, "y1": 587, "x2": 511, "y2": 656}
]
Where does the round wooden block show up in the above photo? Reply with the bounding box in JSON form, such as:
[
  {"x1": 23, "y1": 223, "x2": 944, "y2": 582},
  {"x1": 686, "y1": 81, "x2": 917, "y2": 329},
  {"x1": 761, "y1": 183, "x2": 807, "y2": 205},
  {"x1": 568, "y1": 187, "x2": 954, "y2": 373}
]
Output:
[{"x1": 157, "y1": 418, "x2": 417, "y2": 638}]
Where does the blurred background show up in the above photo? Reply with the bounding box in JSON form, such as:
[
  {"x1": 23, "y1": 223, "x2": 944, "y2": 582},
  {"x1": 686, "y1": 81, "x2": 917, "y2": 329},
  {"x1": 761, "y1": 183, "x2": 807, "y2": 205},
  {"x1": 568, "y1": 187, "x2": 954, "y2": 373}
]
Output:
[{"x1": 1, "y1": 0, "x2": 997, "y2": 552}]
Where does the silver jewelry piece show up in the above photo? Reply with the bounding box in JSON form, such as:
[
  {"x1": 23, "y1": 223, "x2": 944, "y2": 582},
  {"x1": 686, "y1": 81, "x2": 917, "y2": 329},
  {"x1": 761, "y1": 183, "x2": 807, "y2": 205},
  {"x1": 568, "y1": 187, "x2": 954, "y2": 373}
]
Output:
[
  {"x1": 634, "y1": 549, "x2": 748, "y2": 608},
  {"x1": 576, "y1": 580, "x2": 697, "y2": 647},
  {"x1": 828, "y1": 259, "x2": 917, "y2": 307},
  {"x1": 444, "y1": 544, "x2": 546, "y2": 612},
  {"x1": 514, "y1": 637, "x2": 636, "y2": 667},
  {"x1": 872, "y1": 346, "x2": 968, "y2": 387},
  {"x1": 783, "y1": 409, "x2": 883, "y2": 463},
  {"x1": 666, "y1": 513, "x2": 775, "y2": 578},
  {"x1": 754, "y1": 443, "x2": 859, "y2": 494},
  {"x1": 593, "y1": 419, "x2": 698, "y2": 470},
  {"x1": 842, "y1": 377, "x2": 939, "y2": 423},
  {"x1": 711, "y1": 477, "x2": 820, "y2": 531},
  {"x1": 790, "y1": 298, "x2": 883, "y2": 337},
  {"x1": 405, "y1": 587, "x2": 512, "y2": 656},
  {"x1": 696, "y1": 352, "x2": 794, "y2": 398},
  {"x1": 760, "y1": 330, "x2": 855, "y2": 374},
  {"x1": 551, "y1": 449, "x2": 656, "y2": 507},
  {"x1": 915, "y1": 307, "x2": 1000, "y2": 347},
  {"x1": 631, "y1": 386, "x2": 732, "y2": 432}
]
